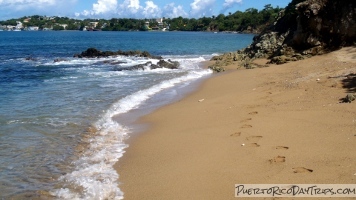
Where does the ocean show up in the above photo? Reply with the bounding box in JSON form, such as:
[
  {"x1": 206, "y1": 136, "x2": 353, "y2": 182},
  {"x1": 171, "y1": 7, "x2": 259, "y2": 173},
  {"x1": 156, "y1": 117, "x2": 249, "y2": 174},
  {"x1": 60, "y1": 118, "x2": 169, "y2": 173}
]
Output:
[{"x1": 0, "y1": 31, "x2": 253, "y2": 199}]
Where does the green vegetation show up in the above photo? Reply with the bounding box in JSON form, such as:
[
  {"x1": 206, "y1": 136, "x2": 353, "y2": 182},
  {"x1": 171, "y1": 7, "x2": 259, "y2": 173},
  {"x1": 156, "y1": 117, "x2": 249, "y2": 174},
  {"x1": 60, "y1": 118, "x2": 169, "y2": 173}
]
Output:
[
  {"x1": 166, "y1": 4, "x2": 282, "y2": 32},
  {"x1": 0, "y1": 4, "x2": 282, "y2": 32}
]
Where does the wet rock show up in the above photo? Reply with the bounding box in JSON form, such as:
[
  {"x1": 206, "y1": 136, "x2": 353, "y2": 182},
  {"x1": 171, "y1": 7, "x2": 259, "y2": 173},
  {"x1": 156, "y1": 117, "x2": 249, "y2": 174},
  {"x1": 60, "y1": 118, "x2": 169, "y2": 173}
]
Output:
[
  {"x1": 74, "y1": 48, "x2": 162, "y2": 59},
  {"x1": 54, "y1": 58, "x2": 68, "y2": 62},
  {"x1": 114, "y1": 61, "x2": 152, "y2": 71},
  {"x1": 151, "y1": 59, "x2": 180, "y2": 69},
  {"x1": 113, "y1": 59, "x2": 180, "y2": 71},
  {"x1": 25, "y1": 57, "x2": 37, "y2": 61},
  {"x1": 103, "y1": 60, "x2": 127, "y2": 65}
]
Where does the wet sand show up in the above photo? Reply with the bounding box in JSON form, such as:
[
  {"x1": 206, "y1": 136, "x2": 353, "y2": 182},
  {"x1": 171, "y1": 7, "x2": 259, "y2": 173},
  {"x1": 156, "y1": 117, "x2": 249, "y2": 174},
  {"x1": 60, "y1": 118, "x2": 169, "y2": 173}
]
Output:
[{"x1": 115, "y1": 47, "x2": 356, "y2": 199}]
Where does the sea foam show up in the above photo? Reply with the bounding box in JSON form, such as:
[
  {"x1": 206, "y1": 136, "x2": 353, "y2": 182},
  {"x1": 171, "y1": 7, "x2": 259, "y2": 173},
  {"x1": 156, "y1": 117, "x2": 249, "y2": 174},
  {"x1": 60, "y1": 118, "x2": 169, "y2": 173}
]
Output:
[{"x1": 52, "y1": 57, "x2": 212, "y2": 199}]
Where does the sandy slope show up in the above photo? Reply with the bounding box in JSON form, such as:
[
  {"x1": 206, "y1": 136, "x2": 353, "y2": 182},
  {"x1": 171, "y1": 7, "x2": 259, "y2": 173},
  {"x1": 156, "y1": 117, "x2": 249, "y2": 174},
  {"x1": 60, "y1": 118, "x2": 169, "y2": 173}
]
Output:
[{"x1": 115, "y1": 47, "x2": 356, "y2": 199}]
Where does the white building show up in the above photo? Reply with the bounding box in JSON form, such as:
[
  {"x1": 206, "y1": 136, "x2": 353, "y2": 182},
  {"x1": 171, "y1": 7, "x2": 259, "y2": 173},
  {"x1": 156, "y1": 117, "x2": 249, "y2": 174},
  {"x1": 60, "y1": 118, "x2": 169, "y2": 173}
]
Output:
[
  {"x1": 89, "y1": 22, "x2": 99, "y2": 28},
  {"x1": 28, "y1": 26, "x2": 39, "y2": 31},
  {"x1": 60, "y1": 24, "x2": 68, "y2": 29},
  {"x1": 16, "y1": 21, "x2": 23, "y2": 29}
]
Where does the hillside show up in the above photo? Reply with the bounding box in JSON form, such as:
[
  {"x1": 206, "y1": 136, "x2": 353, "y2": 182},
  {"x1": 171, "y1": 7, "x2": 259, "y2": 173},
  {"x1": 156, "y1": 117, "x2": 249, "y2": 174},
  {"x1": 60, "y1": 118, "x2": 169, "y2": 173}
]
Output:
[{"x1": 0, "y1": 5, "x2": 282, "y2": 32}]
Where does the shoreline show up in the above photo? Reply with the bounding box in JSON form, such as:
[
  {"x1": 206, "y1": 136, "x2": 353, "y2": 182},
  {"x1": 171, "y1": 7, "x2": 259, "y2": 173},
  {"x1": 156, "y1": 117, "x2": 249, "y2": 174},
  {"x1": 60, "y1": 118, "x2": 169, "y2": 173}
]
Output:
[{"x1": 115, "y1": 47, "x2": 356, "y2": 199}]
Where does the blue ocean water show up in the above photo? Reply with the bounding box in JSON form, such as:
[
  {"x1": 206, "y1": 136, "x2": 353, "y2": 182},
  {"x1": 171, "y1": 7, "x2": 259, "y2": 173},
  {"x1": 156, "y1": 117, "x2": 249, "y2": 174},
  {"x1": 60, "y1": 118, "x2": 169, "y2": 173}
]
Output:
[{"x1": 0, "y1": 31, "x2": 253, "y2": 199}]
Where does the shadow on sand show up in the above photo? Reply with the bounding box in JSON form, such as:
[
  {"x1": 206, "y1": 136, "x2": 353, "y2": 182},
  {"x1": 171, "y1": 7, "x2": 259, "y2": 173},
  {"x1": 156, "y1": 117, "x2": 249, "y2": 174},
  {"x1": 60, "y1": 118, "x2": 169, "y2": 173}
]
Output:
[{"x1": 341, "y1": 73, "x2": 356, "y2": 93}]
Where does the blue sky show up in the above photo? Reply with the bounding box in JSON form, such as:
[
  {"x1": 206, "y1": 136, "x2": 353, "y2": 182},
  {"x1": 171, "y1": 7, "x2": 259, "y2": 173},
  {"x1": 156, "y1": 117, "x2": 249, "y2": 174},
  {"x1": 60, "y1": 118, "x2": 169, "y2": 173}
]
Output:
[{"x1": 0, "y1": 0, "x2": 290, "y2": 21}]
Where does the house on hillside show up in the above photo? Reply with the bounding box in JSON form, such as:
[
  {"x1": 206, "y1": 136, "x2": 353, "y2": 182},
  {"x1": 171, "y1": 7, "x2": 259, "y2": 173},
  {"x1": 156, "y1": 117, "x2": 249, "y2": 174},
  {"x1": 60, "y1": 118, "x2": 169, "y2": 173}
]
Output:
[
  {"x1": 23, "y1": 18, "x2": 31, "y2": 23},
  {"x1": 89, "y1": 22, "x2": 99, "y2": 29},
  {"x1": 157, "y1": 18, "x2": 164, "y2": 28},
  {"x1": 5, "y1": 25, "x2": 16, "y2": 31},
  {"x1": 54, "y1": 23, "x2": 68, "y2": 29}
]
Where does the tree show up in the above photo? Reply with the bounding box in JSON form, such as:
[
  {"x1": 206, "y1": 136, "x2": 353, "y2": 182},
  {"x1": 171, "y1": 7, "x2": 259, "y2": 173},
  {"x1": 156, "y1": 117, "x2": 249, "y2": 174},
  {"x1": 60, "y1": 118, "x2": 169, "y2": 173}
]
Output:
[
  {"x1": 0, "y1": 4, "x2": 284, "y2": 32},
  {"x1": 53, "y1": 25, "x2": 64, "y2": 31}
]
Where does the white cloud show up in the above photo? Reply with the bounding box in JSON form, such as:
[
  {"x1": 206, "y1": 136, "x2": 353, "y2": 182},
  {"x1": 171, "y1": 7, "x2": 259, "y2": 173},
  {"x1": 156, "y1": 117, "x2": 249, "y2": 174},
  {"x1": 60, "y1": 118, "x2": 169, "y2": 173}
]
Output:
[
  {"x1": 0, "y1": 0, "x2": 56, "y2": 10},
  {"x1": 162, "y1": 3, "x2": 188, "y2": 18},
  {"x1": 76, "y1": 0, "x2": 117, "y2": 17},
  {"x1": 189, "y1": 0, "x2": 215, "y2": 18},
  {"x1": 0, "y1": 0, "x2": 76, "y2": 19},
  {"x1": 221, "y1": 0, "x2": 242, "y2": 13},
  {"x1": 116, "y1": 0, "x2": 142, "y2": 17},
  {"x1": 142, "y1": 1, "x2": 161, "y2": 18},
  {"x1": 127, "y1": 0, "x2": 140, "y2": 10},
  {"x1": 92, "y1": 0, "x2": 117, "y2": 15},
  {"x1": 79, "y1": 0, "x2": 165, "y2": 19},
  {"x1": 0, "y1": 0, "x2": 245, "y2": 20}
]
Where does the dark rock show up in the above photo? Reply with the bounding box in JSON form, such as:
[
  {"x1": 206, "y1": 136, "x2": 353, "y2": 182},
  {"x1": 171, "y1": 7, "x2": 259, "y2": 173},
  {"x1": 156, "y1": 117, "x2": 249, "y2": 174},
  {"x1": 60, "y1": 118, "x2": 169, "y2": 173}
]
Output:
[
  {"x1": 25, "y1": 57, "x2": 37, "y2": 61},
  {"x1": 74, "y1": 48, "x2": 162, "y2": 59},
  {"x1": 75, "y1": 47, "x2": 101, "y2": 58},
  {"x1": 244, "y1": 62, "x2": 269, "y2": 69},
  {"x1": 151, "y1": 59, "x2": 180, "y2": 69},
  {"x1": 341, "y1": 93, "x2": 356, "y2": 103},
  {"x1": 106, "y1": 61, "x2": 127, "y2": 65},
  {"x1": 209, "y1": 0, "x2": 355, "y2": 69},
  {"x1": 54, "y1": 58, "x2": 68, "y2": 62},
  {"x1": 209, "y1": 66, "x2": 225, "y2": 73},
  {"x1": 114, "y1": 61, "x2": 152, "y2": 71},
  {"x1": 113, "y1": 59, "x2": 180, "y2": 71}
]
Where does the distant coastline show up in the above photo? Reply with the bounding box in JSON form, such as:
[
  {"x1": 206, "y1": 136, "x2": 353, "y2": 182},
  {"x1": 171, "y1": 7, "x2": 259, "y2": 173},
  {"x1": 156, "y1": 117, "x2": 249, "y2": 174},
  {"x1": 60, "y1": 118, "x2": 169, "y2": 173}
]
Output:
[{"x1": 0, "y1": 5, "x2": 282, "y2": 33}]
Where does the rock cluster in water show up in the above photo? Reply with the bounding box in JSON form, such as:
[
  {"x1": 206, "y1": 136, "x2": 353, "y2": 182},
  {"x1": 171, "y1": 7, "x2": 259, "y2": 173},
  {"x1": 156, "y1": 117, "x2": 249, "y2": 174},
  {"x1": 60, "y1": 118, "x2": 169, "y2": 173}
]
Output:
[
  {"x1": 73, "y1": 48, "x2": 179, "y2": 71},
  {"x1": 74, "y1": 47, "x2": 162, "y2": 59},
  {"x1": 209, "y1": 0, "x2": 356, "y2": 72},
  {"x1": 113, "y1": 59, "x2": 180, "y2": 71}
]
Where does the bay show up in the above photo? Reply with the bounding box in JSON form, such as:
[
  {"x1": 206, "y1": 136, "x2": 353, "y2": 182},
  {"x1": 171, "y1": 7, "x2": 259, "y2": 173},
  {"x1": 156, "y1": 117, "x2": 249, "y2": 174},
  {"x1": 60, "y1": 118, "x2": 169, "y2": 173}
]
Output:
[{"x1": 0, "y1": 31, "x2": 253, "y2": 199}]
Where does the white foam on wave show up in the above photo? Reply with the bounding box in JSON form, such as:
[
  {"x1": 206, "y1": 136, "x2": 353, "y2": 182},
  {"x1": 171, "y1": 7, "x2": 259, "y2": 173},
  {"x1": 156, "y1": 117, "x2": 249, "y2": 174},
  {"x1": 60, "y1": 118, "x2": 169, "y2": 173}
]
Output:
[
  {"x1": 42, "y1": 59, "x2": 96, "y2": 66},
  {"x1": 52, "y1": 57, "x2": 212, "y2": 200},
  {"x1": 40, "y1": 56, "x2": 142, "y2": 66}
]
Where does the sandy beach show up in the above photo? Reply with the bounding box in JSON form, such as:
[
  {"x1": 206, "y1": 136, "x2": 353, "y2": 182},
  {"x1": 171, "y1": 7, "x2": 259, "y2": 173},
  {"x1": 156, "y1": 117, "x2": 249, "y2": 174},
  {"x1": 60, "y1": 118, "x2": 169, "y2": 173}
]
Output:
[{"x1": 115, "y1": 47, "x2": 356, "y2": 199}]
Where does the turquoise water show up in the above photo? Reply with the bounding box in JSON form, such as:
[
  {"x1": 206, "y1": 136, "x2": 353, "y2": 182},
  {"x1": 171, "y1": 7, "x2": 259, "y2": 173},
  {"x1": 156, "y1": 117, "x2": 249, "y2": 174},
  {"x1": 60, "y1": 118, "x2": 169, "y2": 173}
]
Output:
[{"x1": 0, "y1": 31, "x2": 253, "y2": 199}]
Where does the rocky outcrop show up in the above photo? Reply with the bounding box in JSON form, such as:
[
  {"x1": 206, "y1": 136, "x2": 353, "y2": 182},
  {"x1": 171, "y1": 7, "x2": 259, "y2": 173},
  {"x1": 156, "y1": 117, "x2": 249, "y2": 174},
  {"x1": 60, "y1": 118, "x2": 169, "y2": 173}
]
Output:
[
  {"x1": 113, "y1": 59, "x2": 180, "y2": 71},
  {"x1": 291, "y1": 1, "x2": 355, "y2": 50},
  {"x1": 74, "y1": 48, "x2": 162, "y2": 59},
  {"x1": 151, "y1": 59, "x2": 180, "y2": 70},
  {"x1": 209, "y1": 0, "x2": 355, "y2": 71},
  {"x1": 208, "y1": 66, "x2": 225, "y2": 73},
  {"x1": 74, "y1": 48, "x2": 179, "y2": 71}
]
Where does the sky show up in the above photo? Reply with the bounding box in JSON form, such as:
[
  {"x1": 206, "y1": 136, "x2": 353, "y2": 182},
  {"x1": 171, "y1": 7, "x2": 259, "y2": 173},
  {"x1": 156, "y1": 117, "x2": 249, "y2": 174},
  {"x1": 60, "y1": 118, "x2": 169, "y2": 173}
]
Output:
[{"x1": 0, "y1": 0, "x2": 290, "y2": 21}]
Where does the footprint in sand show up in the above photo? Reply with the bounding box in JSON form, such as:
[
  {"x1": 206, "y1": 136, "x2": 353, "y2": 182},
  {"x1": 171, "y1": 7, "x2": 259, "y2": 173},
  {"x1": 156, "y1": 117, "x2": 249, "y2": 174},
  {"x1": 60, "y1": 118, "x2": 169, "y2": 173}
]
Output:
[
  {"x1": 269, "y1": 155, "x2": 286, "y2": 163},
  {"x1": 246, "y1": 136, "x2": 263, "y2": 142},
  {"x1": 241, "y1": 124, "x2": 252, "y2": 128},
  {"x1": 293, "y1": 167, "x2": 313, "y2": 173},
  {"x1": 242, "y1": 143, "x2": 260, "y2": 147},
  {"x1": 249, "y1": 111, "x2": 258, "y2": 115},
  {"x1": 240, "y1": 118, "x2": 252, "y2": 123},
  {"x1": 276, "y1": 146, "x2": 289, "y2": 150},
  {"x1": 230, "y1": 132, "x2": 241, "y2": 137}
]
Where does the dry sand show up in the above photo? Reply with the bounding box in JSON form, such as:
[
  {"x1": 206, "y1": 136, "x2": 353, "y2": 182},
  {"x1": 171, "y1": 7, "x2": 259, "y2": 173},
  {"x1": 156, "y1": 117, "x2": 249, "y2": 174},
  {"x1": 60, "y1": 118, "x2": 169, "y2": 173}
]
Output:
[{"x1": 115, "y1": 47, "x2": 356, "y2": 199}]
